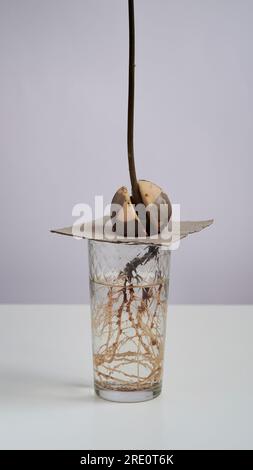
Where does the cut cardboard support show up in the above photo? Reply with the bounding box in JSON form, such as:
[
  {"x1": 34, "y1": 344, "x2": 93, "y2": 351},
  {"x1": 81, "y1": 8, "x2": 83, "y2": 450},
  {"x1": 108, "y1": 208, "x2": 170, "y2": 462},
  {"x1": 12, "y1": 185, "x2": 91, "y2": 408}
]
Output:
[{"x1": 51, "y1": 217, "x2": 213, "y2": 246}]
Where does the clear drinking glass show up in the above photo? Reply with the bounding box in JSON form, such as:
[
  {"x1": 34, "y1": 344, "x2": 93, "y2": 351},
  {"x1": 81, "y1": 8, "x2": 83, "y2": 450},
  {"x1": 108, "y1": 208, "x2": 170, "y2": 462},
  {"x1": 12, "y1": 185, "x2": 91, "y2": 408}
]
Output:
[{"x1": 88, "y1": 240, "x2": 171, "y2": 402}]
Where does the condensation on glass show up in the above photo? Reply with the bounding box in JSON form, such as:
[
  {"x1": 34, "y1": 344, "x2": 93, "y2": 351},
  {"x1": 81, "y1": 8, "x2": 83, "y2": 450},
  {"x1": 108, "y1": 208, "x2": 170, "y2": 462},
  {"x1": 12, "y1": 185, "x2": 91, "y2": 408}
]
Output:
[{"x1": 88, "y1": 240, "x2": 171, "y2": 402}]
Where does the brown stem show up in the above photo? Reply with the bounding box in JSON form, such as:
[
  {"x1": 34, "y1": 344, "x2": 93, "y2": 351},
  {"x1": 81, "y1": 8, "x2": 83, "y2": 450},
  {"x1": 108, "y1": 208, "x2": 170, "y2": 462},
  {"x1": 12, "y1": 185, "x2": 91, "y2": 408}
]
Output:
[{"x1": 128, "y1": 0, "x2": 141, "y2": 203}]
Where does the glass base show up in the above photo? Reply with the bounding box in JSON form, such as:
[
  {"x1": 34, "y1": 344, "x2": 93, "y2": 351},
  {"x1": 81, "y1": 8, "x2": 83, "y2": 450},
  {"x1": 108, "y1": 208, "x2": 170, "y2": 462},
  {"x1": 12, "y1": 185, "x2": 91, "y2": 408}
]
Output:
[{"x1": 95, "y1": 384, "x2": 161, "y2": 403}]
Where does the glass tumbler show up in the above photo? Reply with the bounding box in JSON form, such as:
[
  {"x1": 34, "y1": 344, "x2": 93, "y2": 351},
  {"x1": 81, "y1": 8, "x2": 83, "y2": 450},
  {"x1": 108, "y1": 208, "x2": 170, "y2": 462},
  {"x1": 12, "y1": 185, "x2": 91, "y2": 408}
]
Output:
[{"x1": 88, "y1": 240, "x2": 171, "y2": 403}]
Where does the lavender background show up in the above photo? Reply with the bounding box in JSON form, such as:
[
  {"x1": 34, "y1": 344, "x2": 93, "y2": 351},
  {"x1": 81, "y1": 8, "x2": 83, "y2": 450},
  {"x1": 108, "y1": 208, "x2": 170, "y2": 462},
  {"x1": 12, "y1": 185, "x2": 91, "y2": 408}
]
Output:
[{"x1": 0, "y1": 0, "x2": 252, "y2": 304}]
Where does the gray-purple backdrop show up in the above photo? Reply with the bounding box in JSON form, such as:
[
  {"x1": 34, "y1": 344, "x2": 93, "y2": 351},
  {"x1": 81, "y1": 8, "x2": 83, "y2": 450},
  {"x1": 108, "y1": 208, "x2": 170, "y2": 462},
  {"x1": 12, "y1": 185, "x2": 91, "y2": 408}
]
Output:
[{"x1": 0, "y1": 0, "x2": 252, "y2": 304}]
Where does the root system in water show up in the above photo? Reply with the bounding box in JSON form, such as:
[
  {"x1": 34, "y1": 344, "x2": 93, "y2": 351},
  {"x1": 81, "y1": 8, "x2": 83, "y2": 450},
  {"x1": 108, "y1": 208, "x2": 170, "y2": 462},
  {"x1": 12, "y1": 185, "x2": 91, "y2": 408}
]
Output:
[{"x1": 91, "y1": 247, "x2": 168, "y2": 392}]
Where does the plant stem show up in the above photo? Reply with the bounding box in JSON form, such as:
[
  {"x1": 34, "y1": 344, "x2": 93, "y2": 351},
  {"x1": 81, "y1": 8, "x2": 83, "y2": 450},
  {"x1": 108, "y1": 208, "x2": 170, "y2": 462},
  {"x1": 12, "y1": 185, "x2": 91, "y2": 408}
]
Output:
[{"x1": 128, "y1": 0, "x2": 141, "y2": 203}]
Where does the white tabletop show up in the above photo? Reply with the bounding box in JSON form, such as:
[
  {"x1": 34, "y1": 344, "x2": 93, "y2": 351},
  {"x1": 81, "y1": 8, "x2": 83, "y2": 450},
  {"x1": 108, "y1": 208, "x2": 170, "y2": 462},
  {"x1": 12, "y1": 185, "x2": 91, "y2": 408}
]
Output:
[{"x1": 0, "y1": 305, "x2": 252, "y2": 450}]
